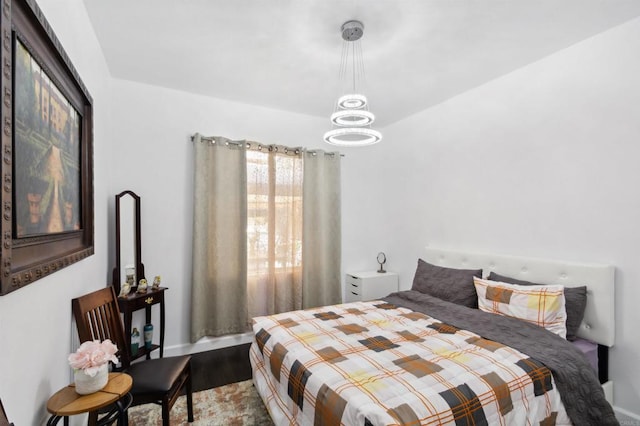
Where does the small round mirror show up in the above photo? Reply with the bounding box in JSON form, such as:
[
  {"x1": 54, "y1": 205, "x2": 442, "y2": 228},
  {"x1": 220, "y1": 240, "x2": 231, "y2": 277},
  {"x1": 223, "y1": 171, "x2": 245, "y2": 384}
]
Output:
[{"x1": 377, "y1": 252, "x2": 386, "y2": 273}]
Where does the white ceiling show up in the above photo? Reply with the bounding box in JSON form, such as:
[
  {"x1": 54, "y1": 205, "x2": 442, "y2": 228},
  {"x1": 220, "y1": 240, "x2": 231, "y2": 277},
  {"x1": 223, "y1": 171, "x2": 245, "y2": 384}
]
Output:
[{"x1": 83, "y1": 0, "x2": 640, "y2": 127}]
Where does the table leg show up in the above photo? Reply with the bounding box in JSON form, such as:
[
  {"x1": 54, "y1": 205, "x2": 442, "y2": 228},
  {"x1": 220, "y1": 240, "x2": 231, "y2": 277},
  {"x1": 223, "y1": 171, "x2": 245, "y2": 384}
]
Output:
[
  {"x1": 116, "y1": 392, "x2": 133, "y2": 426},
  {"x1": 46, "y1": 415, "x2": 70, "y2": 426},
  {"x1": 123, "y1": 310, "x2": 133, "y2": 362},
  {"x1": 88, "y1": 410, "x2": 98, "y2": 425},
  {"x1": 145, "y1": 305, "x2": 152, "y2": 360},
  {"x1": 159, "y1": 296, "x2": 165, "y2": 358},
  {"x1": 94, "y1": 392, "x2": 132, "y2": 426},
  {"x1": 46, "y1": 415, "x2": 62, "y2": 426}
]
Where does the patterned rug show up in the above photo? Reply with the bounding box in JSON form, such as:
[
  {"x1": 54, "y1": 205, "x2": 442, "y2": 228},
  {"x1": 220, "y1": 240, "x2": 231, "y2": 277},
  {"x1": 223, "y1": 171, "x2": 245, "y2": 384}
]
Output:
[{"x1": 127, "y1": 380, "x2": 274, "y2": 425}]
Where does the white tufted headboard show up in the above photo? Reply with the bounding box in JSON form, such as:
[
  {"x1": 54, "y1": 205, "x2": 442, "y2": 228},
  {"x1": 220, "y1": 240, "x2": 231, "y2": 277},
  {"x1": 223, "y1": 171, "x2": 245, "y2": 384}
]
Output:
[{"x1": 423, "y1": 247, "x2": 615, "y2": 347}]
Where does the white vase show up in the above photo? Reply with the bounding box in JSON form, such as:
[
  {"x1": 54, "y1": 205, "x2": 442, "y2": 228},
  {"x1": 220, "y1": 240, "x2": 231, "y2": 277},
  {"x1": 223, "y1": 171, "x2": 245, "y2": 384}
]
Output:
[{"x1": 74, "y1": 363, "x2": 109, "y2": 395}]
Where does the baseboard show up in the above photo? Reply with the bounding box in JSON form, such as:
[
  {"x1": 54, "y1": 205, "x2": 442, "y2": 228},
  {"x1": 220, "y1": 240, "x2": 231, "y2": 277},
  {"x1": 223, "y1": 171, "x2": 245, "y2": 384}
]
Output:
[
  {"x1": 163, "y1": 332, "x2": 254, "y2": 357},
  {"x1": 602, "y1": 380, "x2": 613, "y2": 404},
  {"x1": 614, "y1": 406, "x2": 640, "y2": 424}
]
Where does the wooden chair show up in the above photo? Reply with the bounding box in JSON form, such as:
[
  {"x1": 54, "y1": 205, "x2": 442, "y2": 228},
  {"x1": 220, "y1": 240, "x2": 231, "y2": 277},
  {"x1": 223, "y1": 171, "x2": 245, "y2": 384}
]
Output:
[
  {"x1": 72, "y1": 286, "x2": 193, "y2": 425},
  {"x1": 0, "y1": 398, "x2": 13, "y2": 426}
]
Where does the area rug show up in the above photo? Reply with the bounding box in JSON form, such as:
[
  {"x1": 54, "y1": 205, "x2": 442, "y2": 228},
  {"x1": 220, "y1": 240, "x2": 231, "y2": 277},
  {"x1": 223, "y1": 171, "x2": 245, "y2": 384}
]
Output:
[{"x1": 127, "y1": 379, "x2": 274, "y2": 425}]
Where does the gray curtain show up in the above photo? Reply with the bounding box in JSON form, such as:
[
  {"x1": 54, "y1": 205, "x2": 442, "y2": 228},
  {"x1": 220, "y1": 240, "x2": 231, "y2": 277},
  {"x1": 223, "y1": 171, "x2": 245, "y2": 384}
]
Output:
[
  {"x1": 190, "y1": 134, "x2": 249, "y2": 342},
  {"x1": 191, "y1": 135, "x2": 342, "y2": 340},
  {"x1": 302, "y1": 151, "x2": 342, "y2": 308}
]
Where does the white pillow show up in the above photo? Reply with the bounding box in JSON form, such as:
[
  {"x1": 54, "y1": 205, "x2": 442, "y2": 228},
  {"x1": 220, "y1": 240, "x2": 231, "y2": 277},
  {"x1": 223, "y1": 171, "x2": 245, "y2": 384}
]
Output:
[{"x1": 473, "y1": 277, "x2": 567, "y2": 339}]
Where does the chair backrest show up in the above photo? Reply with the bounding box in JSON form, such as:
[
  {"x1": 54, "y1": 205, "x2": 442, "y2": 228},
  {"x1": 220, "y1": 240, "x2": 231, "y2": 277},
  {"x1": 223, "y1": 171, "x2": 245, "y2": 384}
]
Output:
[
  {"x1": 72, "y1": 286, "x2": 130, "y2": 367},
  {"x1": 0, "y1": 398, "x2": 12, "y2": 426}
]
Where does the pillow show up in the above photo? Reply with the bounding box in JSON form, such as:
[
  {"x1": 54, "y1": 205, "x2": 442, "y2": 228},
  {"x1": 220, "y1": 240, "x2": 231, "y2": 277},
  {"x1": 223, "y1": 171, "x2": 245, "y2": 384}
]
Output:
[
  {"x1": 488, "y1": 272, "x2": 587, "y2": 341},
  {"x1": 473, "y1": 277, "x2": 567, "y2": 339},
  {"x1": 411, "y1": 259, "x2": 482, "y2": 308}
]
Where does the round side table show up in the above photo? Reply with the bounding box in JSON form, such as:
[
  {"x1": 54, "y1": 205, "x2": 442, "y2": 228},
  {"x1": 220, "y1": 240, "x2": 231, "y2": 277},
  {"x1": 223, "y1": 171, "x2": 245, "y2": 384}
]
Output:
[{"x1": 46, "y1": 372, "x2": 133, "y2": 426}]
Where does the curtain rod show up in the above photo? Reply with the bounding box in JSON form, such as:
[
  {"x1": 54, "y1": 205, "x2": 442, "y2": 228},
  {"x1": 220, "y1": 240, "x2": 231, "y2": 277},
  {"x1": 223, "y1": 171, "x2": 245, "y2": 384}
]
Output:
[{"x1": 191, "y1": 135, "x2": 345, "y2": 157}]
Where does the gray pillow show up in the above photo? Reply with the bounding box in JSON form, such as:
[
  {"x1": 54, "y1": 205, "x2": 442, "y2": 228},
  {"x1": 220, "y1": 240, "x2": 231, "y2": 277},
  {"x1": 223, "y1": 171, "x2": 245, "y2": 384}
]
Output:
[
  {"x1": 411, "y1": 259, "x2": 482, "y2": 308},
  {"x1": 487, "y1": 272, "x2": 587, "y2": 341}
]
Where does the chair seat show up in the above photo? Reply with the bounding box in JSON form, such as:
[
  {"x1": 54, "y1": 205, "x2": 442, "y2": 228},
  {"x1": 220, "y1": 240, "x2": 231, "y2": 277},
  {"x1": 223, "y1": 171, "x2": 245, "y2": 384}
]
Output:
[{"x1": 126, "y1": 355, "x2": 192, "y2": 393}]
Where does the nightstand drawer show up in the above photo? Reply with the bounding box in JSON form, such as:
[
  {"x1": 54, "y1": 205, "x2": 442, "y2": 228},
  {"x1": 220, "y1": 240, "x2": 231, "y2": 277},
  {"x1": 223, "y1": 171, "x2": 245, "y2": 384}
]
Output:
[
  {"x1": 344, "y1": 271, "x2": 399, "y2": 302},
  {"x1": 345, "y1": 274, "x2": 362, "y2": 302}
]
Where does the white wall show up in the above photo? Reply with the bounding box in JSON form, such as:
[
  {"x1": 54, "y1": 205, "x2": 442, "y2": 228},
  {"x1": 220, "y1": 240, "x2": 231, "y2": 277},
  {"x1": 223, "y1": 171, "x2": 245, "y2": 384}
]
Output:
[
  {"x1": 0, "y1": 0, "x2": 113, "y2": 424},
  {"x1": 108, "y1": 79, "x2": 329, "y2": 354},
  {"x1": 342, "y1": 17, "x2": 640, "y2": 417}
]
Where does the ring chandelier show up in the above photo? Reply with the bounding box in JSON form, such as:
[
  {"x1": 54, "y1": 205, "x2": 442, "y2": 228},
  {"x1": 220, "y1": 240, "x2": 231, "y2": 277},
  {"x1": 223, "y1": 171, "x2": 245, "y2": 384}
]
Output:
[{"x1": 323, "y1": 21, "x2": 382, "y2": 147}]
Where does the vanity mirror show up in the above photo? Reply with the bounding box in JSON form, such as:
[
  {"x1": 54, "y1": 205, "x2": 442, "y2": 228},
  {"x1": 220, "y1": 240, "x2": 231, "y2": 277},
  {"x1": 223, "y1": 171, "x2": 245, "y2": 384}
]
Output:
[
  {"x1": 112, "y1": 190, "x2": 145, "y2": 294},
  {"x1": 111, "y1": 190, "x2": 166, "y2": 362}
]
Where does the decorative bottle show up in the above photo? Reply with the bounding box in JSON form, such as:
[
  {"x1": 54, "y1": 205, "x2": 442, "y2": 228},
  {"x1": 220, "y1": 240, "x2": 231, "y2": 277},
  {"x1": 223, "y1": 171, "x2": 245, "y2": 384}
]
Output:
[
  {"x1": 144, "y1": 323, "x2": 153, "y2": 350},
  {"x1": 131, "y1": 327, "x2": 140, "y2": 356}
]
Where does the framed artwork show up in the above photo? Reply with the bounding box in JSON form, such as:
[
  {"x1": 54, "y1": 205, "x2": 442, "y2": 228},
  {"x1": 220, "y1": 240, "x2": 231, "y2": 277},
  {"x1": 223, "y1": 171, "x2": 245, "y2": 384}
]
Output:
[{"x1": 0, "y1": 0, "x2": 94, "y2": 295}]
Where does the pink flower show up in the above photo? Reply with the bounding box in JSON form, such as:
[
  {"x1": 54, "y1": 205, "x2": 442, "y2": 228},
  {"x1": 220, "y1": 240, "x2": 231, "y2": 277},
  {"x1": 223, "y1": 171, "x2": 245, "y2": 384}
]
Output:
[{"x1": 68, "y1": 339, "x2": 119, "y2": 377}]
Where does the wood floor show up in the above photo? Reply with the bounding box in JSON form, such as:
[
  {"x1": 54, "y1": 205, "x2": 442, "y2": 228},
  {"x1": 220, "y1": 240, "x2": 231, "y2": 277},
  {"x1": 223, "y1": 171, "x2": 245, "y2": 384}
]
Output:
[{"x1": 189, "y1": 342, "x2": 253, "y2": 392}]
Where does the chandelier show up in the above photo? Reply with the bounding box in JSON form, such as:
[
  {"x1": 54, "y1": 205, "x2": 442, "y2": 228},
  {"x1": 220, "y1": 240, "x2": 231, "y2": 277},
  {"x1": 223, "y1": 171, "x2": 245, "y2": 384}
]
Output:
[{"x1": 323, "y1": 20, "x2": 382, "y2": 147}]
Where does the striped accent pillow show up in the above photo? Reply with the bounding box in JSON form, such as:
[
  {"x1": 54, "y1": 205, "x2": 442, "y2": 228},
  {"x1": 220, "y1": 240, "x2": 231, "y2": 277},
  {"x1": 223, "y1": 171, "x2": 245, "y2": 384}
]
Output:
[{"x1": 473, "y1": 277, "x2": 567, "y2": 339}]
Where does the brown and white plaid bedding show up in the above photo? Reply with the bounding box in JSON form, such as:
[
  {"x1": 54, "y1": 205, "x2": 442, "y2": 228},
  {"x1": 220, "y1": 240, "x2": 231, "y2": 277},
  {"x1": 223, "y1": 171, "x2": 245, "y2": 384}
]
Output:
[{"x1": 250, "y1": 300, "x2": 571, "y2": 426}]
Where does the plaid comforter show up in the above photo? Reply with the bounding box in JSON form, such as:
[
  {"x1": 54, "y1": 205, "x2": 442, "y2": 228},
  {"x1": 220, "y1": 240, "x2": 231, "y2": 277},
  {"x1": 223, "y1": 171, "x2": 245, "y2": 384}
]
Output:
[{"x1": 250, "y1": 300, "x2": 570, "y2": 426}]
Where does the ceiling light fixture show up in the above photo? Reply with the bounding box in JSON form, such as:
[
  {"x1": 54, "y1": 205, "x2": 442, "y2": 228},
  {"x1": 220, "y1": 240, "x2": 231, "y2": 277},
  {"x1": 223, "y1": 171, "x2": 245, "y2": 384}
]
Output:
[{"x1": 324, "y1": 20, "x2": 382, "y2": 147}]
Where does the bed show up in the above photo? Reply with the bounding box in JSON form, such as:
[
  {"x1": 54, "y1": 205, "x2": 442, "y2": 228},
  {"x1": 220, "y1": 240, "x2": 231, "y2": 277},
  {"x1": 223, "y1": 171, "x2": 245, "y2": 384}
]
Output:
[{"x1": 250, "y1": 247, "x2": 617, "y2": 425}]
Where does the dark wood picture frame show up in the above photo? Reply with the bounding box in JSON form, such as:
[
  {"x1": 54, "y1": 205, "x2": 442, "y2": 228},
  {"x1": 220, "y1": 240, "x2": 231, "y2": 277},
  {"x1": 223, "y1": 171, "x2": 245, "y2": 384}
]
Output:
[{"x1": 0, "y1": 0, "x2": 94, "y2": 295}]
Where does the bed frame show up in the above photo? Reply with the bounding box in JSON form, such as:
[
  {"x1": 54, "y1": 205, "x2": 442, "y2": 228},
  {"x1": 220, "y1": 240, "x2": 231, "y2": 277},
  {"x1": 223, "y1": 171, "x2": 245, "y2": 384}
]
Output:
[{"x1": 423, "y1": 246, "x2": 615, "y2": 401}]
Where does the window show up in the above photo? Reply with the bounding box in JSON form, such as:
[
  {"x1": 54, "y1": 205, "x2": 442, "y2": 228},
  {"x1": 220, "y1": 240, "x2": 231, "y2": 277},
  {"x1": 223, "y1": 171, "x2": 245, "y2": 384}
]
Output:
[{"x1": 246, "y1": 150, "x2": 303, "y2": 277}]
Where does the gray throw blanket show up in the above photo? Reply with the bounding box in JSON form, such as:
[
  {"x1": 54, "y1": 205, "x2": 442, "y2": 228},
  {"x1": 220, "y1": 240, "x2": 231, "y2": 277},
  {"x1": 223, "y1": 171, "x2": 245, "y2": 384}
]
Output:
[{"x1": 384, "y1": 290, "x2": 619, "y2": 426}]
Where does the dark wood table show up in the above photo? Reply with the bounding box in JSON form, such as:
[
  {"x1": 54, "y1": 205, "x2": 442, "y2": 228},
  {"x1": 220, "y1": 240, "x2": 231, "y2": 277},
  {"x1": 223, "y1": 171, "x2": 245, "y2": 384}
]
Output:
[{"x1": 117, "y1": 286, "x2": 167, "y2": 361}]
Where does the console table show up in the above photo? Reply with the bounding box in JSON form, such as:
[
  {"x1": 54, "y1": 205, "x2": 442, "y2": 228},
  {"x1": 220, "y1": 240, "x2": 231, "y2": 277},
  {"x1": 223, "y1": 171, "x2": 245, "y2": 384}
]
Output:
[
  {"x1": 46, "y1": 372, "x2": 132, "y2": 426},
  {"x1": 117, "y1": 286, "x2": 167, "y2": 362}
]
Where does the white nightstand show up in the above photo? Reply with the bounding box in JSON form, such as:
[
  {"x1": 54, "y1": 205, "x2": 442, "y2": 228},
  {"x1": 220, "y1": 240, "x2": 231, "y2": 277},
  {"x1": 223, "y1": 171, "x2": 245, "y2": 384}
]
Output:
[{"x1": 345, "y1": 271, "x2": 399, "y2": 303}]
